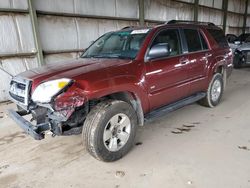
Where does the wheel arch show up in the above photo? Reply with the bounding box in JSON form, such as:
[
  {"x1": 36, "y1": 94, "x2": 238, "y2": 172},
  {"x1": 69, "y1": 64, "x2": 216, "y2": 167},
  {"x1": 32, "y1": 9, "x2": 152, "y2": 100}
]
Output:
[{"x1": 89, "y1": 91, "x2": 145, "y2": 126}]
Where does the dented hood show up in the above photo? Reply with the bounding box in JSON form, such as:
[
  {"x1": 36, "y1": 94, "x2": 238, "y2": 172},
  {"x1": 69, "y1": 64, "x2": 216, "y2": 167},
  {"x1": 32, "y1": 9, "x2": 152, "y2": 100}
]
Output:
[{"x1": 17, "y1": 58, "x2": 132, "y2": 88}]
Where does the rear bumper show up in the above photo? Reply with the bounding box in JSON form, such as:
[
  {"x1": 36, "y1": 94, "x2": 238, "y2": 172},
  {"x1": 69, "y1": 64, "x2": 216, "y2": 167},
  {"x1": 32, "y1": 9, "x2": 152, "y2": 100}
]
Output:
[{"x1": 8, "y1": 109, "x2": 50, "y2": 140}]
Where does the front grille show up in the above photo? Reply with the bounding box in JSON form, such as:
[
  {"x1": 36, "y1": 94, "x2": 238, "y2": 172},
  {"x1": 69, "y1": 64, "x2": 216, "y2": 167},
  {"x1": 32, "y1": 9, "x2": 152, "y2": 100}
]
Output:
[{"x1": 9, "y1": 77, "x2": 31, "y2": 106}]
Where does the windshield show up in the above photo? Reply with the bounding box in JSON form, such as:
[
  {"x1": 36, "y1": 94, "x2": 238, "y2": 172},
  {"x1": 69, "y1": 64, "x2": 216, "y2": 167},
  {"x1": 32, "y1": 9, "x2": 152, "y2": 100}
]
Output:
[{"x1": 81, "y1": 29, "x2": 150, "y2": 59}]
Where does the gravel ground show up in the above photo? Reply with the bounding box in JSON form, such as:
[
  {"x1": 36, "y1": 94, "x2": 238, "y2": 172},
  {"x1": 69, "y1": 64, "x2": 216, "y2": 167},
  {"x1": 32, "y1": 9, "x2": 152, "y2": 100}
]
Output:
[{"x1": 0, "y1": 68, "x2": 250, "y2": 188}]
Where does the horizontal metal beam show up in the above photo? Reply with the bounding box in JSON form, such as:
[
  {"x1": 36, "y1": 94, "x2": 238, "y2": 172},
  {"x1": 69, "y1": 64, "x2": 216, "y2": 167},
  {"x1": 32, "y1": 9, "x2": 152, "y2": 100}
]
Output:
[
  {"x1": 0, "y1": 8, "x2": 29, "y2": 14},
  {"x1": 199, "y1": 5, "x2": 222, "y2": 12},
  {"x1": 228, "y1": 26, "x2": 248, "y2": 29},
  {"x1": 37, "y1": 10, "x2": 139, "y2": 22},
  {"x1": 0, "y1": 52, "x2": 37, "y2": 59},
  {"x1": 174, "y1": 0, "x2": 245, "y2": 16},
  {"x1": 145, "y1": 19, "x2": 165, "y2": 24},
  {"x1": 227, "y1": 10, "x2": 245, "y2": 16},
  {"x1": 174, "y1": 0, "x2": 193, "y2": 6},
  {"x1": 43, "y1": 49, "x2": 84, "y2": 55}
]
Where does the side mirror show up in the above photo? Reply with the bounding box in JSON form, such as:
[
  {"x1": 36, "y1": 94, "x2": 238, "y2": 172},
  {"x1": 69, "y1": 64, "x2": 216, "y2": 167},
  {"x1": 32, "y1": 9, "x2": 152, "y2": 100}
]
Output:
[
  {"x1": 234, "y1": 41, "x2": 240, "y2": 45},
  {"x1": 147, "y1": 43, "x2": 171, "y2": 60}
]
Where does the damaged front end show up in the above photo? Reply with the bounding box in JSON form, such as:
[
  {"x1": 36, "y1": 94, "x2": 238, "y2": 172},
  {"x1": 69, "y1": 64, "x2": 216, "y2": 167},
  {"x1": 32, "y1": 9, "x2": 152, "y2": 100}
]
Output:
[{"x1": 8, "y1": 76, "x2": 88, "y2": 140}]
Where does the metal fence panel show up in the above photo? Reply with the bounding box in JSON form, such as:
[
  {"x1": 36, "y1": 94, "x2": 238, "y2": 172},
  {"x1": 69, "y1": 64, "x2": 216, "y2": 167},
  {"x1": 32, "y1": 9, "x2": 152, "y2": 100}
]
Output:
[
  {"x1": 199, "y1": 0, "x2": 223, "y2": 9},
  {"x1": 44, "y1": 52, "x2": 80, "y2": 64},
  {"x1": 144, "y1": 0, "x2": 193, "y2": 21},
  {"x1": 38, "y1": 16, "x2": 78, "y2": 51},
  {"x1": 115, "y1": 0, "x2": 138, "y2": 18},
  {"x1": 0, "y1": 0, "x2": 28, "y2": 10},
  {"x1": 227, "y1": 13, "x2": 244, "y2": 27},
  {"x1": 198, "y1": 7, "x2": 223, "y2": 26},
  {"x1": 34, "y1": 0, "x2": 138, "y2": 19},
  {"x1": 39, "y1": 16, "x2": 138, "y2": 51},
  {"x1": 228, "y1": 0, "x2": 245, "y2": 14},
  {"x1": 0, "y1": 14, "x2": 35, "y2": 54}
]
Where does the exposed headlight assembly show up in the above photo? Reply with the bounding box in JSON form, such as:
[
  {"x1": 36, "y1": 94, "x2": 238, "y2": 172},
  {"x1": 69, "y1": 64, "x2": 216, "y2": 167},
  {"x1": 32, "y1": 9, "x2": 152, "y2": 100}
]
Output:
[{"x1": 31, "y1": 78, "x2": 73, "y2": 103}]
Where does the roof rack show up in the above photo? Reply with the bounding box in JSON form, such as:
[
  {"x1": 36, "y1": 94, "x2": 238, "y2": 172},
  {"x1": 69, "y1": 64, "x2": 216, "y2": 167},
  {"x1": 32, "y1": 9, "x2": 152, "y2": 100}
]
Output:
[{"x1": 167, "y1": 20, "x2": 215, "y2": 26}]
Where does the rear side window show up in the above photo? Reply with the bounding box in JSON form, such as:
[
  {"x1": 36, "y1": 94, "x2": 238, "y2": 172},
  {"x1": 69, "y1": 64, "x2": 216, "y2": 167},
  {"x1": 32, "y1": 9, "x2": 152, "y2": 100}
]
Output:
[
  {"x1": 207, "y1": 29, "x2": 228, "y2": 48},
  {"x1": 183, "y1": 29, "x2": 202, "y2": 52},
  {"x1": 199, "y1": 32, "x2": 209, "y2": 50}
]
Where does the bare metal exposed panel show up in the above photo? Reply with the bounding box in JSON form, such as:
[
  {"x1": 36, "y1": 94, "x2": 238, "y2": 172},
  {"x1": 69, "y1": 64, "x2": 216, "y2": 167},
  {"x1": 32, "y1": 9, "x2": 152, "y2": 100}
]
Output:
[
  {"x1": 34, "y1": 0, "x2": 138, "y2": 19},
  {"x1": 38, "y1": 16, "x2": 138, "y2": 51},
  {"x1": 227, "y1": 14, "x2": 244, "y2": 27},
  {"x1": 226, "y1": 13, "x2": 244, "y2": 35},
  {"x1": 0, "y1": 14, "x2": 35, "y2": 54},
  {"x1": 38, "y1": 16, "x2": 78, "y2": 52},
  {"x1": 0, "y1": 0, "x2": 28, "y2": 10},
  {"x1": 199, "y1": 0, "x2": 223, "y2": 9},
  {"x1": 144, "y1": 0, "x2": 193, "y2": 21},
  {"x1": 0, "y1": 57, "x2": 38, "y2": 101},
  {"x1": 228, "y1": 0, "x2": 245, "y2": 14},
  {"x1": 44, "y1": 52, "x2": 80, "y2": 64},
  {"x1": 198, "y1": 8, "x2": 223, "y2": 26},
  {"x1": 115, "y1": 0, "x2": 138, "y2": 18}
]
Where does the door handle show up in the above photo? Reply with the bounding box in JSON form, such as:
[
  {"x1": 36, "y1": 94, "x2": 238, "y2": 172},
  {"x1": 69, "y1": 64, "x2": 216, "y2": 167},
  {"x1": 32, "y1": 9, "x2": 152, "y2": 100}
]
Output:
[
  {"x1": 179, "y1": 58, "x2": 189, "y2": 65},
  {"x1": 205, "y1": 53, "x2": 212, "y2": 58}
]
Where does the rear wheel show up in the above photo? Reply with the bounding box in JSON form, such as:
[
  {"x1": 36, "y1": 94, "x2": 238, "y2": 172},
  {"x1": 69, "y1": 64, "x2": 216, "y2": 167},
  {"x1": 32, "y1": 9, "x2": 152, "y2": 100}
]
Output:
[
  {"x1": 82, "y1": 100, "x2": 138, "y2": 162},
  {"x1": 199, "y1": 73, "x2": 224, "y2": 107}
]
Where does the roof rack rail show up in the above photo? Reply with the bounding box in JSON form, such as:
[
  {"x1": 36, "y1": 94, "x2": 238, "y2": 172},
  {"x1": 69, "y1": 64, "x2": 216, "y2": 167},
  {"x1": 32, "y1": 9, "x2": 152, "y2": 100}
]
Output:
[{"x1": 167, "y1": 20, "x2": 215, "y2": 26}]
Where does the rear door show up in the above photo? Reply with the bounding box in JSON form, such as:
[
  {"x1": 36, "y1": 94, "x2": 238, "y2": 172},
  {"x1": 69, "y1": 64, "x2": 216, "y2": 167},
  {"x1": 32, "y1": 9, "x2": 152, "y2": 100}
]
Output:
[
  {"x1": 145, "y1": 28, "x2": 190, "y2": 110},
  {"x1": 182, "y1": 28, "x2": 211, "y2": 94}
]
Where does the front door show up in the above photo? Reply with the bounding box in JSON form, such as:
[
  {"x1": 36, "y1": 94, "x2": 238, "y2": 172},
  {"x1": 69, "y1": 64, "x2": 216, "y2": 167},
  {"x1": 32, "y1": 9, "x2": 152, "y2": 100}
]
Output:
[{"x1": 145, "y1": 29, "x2": 190, "y2": 110}]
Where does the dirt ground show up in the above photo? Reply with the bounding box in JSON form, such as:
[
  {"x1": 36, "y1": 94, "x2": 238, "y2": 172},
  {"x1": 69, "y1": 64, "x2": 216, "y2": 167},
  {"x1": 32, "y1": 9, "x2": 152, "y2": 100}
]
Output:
[{"x1": 0, "y1": 68, "x2": 250, "y2": 188}]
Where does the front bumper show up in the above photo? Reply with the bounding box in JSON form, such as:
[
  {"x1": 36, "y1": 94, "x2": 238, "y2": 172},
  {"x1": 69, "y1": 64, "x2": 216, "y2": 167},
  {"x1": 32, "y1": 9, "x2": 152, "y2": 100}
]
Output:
[{"x1": 8, "y1": 109, "x2": 51, "y2": 140}]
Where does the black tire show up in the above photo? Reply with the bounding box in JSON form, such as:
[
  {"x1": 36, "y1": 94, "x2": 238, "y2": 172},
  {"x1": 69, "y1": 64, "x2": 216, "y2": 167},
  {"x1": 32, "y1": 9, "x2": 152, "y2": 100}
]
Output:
[
  {"x1": 199, "y1": 73, "x2": 224, "y2": 108},
  {"x1": 233, "y1": 54, "x2": 243, "y2": 68},
  {"x1": 234, "y1": 60, "x2": 242, "y2": 69},
  {"x1": 82, "y1": 100, "x2": 138, "y2": 162}
]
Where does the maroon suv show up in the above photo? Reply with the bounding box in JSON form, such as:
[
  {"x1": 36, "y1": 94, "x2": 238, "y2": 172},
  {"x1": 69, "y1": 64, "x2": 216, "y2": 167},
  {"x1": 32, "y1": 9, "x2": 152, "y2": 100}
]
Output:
[{"x1": 8, "y1": 20, "x2": 233, "y2": 161}]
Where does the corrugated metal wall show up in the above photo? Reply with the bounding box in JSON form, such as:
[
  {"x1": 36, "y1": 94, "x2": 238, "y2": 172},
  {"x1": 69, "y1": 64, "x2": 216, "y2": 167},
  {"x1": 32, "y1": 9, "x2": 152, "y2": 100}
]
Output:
[
  {"x1": 0, "y1": 0, "x2": 249, "y2": 101},
  {"x1": 0, "y1": 0, "x2": 38, "y2": 101}
]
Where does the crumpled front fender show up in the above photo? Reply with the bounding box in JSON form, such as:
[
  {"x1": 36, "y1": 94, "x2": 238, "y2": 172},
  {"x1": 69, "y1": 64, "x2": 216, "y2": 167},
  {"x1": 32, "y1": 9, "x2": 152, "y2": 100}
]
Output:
[{"x1": 54, "y1": 86, "x2": 87, "y2": 119}]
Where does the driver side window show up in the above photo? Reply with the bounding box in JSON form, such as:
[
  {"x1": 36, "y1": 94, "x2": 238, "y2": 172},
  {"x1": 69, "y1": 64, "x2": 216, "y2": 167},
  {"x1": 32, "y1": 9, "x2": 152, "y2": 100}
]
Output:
[{"x1": 151, "y1": 29, "x2": 181, "y2": 57}]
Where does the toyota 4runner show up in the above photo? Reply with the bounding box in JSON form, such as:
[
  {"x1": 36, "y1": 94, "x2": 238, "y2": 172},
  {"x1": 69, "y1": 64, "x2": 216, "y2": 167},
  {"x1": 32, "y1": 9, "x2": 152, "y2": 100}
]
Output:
[{"x1": 8, "y1": 20, "x2": 233, "y2": 161}]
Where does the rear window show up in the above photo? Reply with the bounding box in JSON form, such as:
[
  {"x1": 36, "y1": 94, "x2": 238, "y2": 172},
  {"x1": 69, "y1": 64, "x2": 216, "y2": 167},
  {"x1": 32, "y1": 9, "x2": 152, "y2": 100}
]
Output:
[{"x1": 207, "y1": 29, "x2": 228, "y2": 48}]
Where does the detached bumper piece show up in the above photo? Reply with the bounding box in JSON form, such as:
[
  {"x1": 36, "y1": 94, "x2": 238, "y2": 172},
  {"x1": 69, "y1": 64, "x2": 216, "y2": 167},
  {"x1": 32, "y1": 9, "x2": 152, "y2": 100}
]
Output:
[{"x1": 8, "y1": 109, "x2": 50, "y2": 140}]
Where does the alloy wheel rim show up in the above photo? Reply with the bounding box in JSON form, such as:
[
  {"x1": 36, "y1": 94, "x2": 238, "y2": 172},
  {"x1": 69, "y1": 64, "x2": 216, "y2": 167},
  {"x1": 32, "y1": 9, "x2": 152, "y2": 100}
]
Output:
[
  {"x1": 103, "y1": 113, "x2": 131, "y2": 152},
  {"x1": 211, "y1": 79, "x2": 222, "y2": 102}
]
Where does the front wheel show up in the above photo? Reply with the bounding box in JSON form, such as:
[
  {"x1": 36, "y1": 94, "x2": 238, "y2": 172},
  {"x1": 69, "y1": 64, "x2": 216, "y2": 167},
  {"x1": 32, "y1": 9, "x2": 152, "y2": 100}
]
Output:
[
  {"x1": 199, "y1": 73, "x2": 224, "y2": 107},
  {"x1": 82, "y1": 100, "x2": 138, "y2": 162}
]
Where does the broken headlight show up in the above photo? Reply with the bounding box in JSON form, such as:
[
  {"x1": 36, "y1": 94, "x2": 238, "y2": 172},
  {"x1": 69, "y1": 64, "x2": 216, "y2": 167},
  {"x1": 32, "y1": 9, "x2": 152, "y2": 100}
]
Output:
[{"x1": 31, "y1": 78, "x2": 73, "y2": 103}]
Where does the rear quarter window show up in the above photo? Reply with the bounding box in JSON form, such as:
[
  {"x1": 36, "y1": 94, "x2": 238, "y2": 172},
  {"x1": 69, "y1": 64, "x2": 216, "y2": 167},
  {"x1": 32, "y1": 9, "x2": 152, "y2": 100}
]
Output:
[{"x1": 207, "y1": 29, "x2": 228, "y2": 48}]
